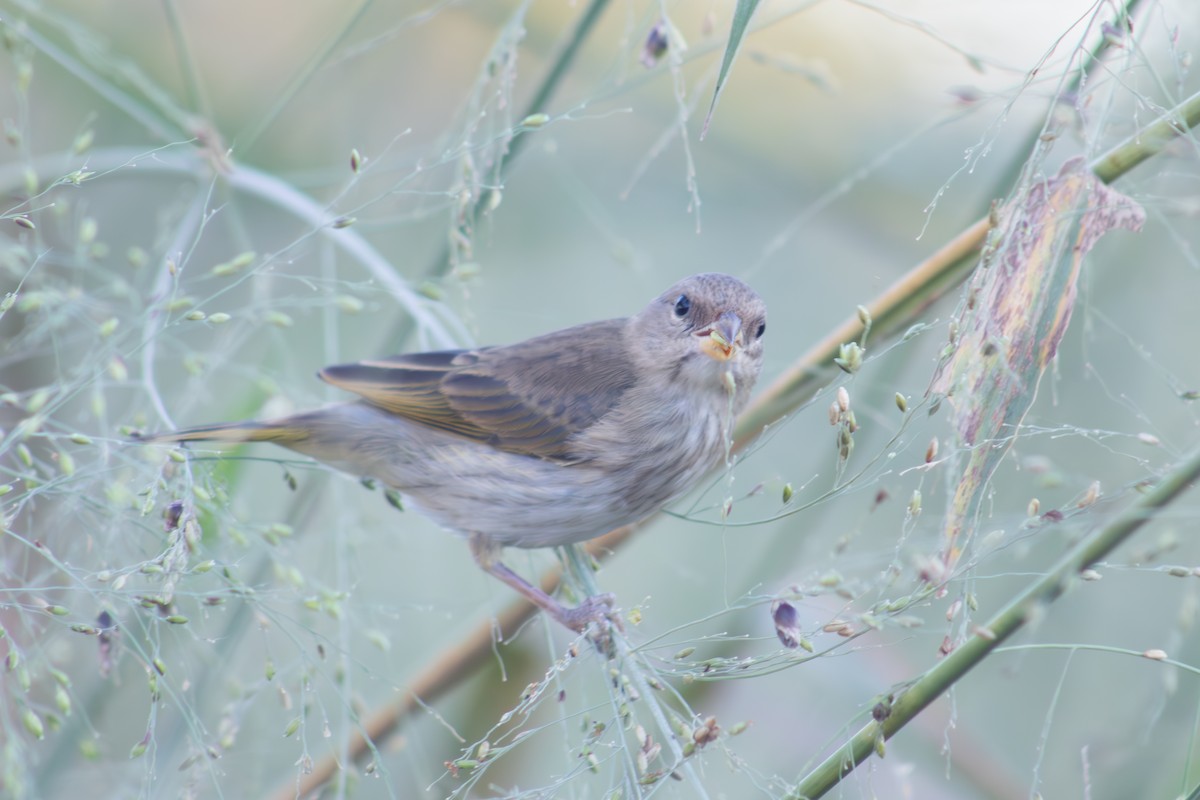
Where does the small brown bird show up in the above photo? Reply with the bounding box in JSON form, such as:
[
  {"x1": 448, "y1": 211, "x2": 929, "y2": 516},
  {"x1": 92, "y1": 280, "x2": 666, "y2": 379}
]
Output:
[{"x1": 139, "y1": 273, "x2": 766, "y2": 632}]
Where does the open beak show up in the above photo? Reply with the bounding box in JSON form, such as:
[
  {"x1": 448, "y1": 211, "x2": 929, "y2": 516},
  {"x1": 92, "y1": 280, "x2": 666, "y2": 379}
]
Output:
[{"x1": 696, "y1": 311, "x2": 743, "y2": 362}]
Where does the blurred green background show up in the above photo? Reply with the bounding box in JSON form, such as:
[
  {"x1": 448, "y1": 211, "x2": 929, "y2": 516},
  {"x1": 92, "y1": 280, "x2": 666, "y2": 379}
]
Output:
[{"x1": 2, "y1": 1, "x2": 1200, "y2": 798}]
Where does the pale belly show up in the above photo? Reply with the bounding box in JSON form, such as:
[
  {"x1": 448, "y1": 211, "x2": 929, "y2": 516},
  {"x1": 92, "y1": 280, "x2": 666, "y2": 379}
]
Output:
[{"x1": 286, "y1": 400, "x2": 735, "y2": 549}]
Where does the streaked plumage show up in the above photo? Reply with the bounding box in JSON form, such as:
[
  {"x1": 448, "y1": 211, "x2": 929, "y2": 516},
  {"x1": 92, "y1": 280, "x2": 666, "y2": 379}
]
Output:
[{"x1": 139, "y1": 273, "x2": 766, "y2": 631}]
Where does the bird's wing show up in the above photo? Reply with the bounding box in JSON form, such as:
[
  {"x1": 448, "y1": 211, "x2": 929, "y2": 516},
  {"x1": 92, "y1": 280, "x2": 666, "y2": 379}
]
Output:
[{"x1": 318, "y1": 319, "x2": 635, "y2": 460}]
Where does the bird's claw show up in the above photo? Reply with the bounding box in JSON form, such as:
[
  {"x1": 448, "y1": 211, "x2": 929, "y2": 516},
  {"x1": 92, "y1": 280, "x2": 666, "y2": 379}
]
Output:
[
  {"x1": 554, "y1": 593, "x2": 622, "y2": 654},
  {"x1": 556, "y1": 592, "x2": 618, "y2": 633}
]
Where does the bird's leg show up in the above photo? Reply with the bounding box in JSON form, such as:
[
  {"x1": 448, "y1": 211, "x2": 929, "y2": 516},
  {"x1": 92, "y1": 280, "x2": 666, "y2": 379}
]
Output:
[{"x1": 468, "y1": 532, "x2": 615, "y2": 633}]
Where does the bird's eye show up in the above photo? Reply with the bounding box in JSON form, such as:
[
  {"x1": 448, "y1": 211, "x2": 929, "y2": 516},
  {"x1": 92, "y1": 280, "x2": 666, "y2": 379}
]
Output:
[
  {"x1": 673, "y1": 294, "x2": 691, "y2": 317},
  {"x1": 755, "y1": 321, "x2": 766, "y2": 339}
]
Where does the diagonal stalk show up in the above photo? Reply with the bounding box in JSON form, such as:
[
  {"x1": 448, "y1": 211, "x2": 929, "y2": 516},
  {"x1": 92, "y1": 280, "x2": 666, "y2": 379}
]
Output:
[
  {"x1": 382, "y1": 0, "x2": 614, "y2": 347},
  {"x1": 279, "y1": 86, "x2": 1200, "y2": 799},
  {"x1": 738, "y1": 86, "x2": 1200, "y2": 447},
  {"x1": 788, "y1": 443, "x2": 1200, "y2": 798}
]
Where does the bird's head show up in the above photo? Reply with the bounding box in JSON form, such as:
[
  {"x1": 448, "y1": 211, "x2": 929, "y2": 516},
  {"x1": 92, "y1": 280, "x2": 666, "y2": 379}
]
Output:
[{"x1": 629, "y1": 273, "x2": 766, "y2": 408}]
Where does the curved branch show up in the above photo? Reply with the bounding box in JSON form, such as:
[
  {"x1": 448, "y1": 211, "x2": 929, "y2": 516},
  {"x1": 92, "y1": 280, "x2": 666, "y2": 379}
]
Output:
[
  {"x1": 789, "y1": 443, "x2": 1200, "y2": 798},
  {"x1": 278, "y1": 85, "x2": 1200, "y2": 798}
]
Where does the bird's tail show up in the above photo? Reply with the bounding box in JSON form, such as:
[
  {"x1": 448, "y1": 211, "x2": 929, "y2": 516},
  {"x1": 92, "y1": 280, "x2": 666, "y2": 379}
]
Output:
[{"x1": 135, "y1": 420, "x2": 310, "y2": 445}]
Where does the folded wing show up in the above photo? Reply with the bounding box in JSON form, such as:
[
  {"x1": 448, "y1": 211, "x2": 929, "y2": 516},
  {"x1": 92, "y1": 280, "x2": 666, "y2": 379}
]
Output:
[{"x1": 318, "y1": 319, "x2": 634, "y2": 461}]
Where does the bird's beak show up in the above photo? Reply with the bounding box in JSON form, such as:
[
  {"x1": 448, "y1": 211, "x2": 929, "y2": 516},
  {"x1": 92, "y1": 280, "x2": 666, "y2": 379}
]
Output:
[{"x1": 696, "y1": 311, "x2": 743, "y2": 362}]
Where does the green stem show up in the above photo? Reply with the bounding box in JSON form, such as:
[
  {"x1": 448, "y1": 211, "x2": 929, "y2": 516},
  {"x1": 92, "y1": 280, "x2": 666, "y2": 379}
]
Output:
[
  {"x1": 983, "y1": 0, "x2": 1145, "y2": 201},
  {"x1": 788, "y1": 444, "x2": 1200, "y2": 798},
  {"x1": 294, "y1": 84, "x2": 1200, "y2": 796},
  {"x1": 763, "y1": 82, "x2": 1200, "y2": 800},
  {"x1": 1091, "y1": 90, "x2": 1200, "y2": 184},
  {"x1": 385, "y1": 0, "x2": 613, "y2": 346},
  {"x1": 237, "y1": 1, "x2": 375, "y2": 153},
  {"x1": 734, "y1": 87, "x2": 1200, "y2": 448}
]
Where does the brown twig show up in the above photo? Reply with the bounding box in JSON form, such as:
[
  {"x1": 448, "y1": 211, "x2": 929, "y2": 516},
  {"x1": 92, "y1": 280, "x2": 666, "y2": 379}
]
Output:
[
  {"x1": 278, "y1": 210, "x2": 991, "y2": 798},
  {"x1": 276, "y1": 527, "x2": 632, "y2": 800},
  {"x1": 277, "y1": 57, "x2": 1200, "y2": 800},
  {"x1": 733, "y1": 216, "x2": 991, "y2": 449}
]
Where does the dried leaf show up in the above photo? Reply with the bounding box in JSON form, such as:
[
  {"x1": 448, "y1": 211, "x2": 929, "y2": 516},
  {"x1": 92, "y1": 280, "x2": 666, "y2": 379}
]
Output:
[{"x1": 932, "y1": 157, "x2": 1144, "y2": 568}]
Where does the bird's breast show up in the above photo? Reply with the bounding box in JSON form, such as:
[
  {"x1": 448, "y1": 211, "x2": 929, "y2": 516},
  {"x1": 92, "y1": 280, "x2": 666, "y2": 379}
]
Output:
[{"x1": 573, "y1": 384, "x2": 738, "y2": 513}]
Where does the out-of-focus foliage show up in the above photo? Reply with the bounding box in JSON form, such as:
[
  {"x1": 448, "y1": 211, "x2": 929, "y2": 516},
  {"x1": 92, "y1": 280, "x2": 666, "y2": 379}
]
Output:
[{"x1": 2, "y1": 2, "x2": 1200, "y2": 799}]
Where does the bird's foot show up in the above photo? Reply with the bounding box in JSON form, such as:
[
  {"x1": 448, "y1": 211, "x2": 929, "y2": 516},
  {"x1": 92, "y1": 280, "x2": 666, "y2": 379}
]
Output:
[
  {"x1": 551, "y1": 592, "x2": 618, "y2": 633},
  {"x1": 468, "y1": 534, "x2": 622, "y2": 645},
  {"x1": 552, "y1": 593, "x2": 622, "y2": 654}
]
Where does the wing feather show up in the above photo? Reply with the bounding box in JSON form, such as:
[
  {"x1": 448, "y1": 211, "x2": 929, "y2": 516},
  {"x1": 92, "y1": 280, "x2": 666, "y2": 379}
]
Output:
[{"x1": 318, "y1": 320, "x2": 634, "y2": 460}]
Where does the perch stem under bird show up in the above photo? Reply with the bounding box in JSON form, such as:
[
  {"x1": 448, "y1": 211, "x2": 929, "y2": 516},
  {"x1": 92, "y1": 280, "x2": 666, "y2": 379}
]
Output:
[{"x1": 136, "y1": 273, "x2": 767, "y2": 633}]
